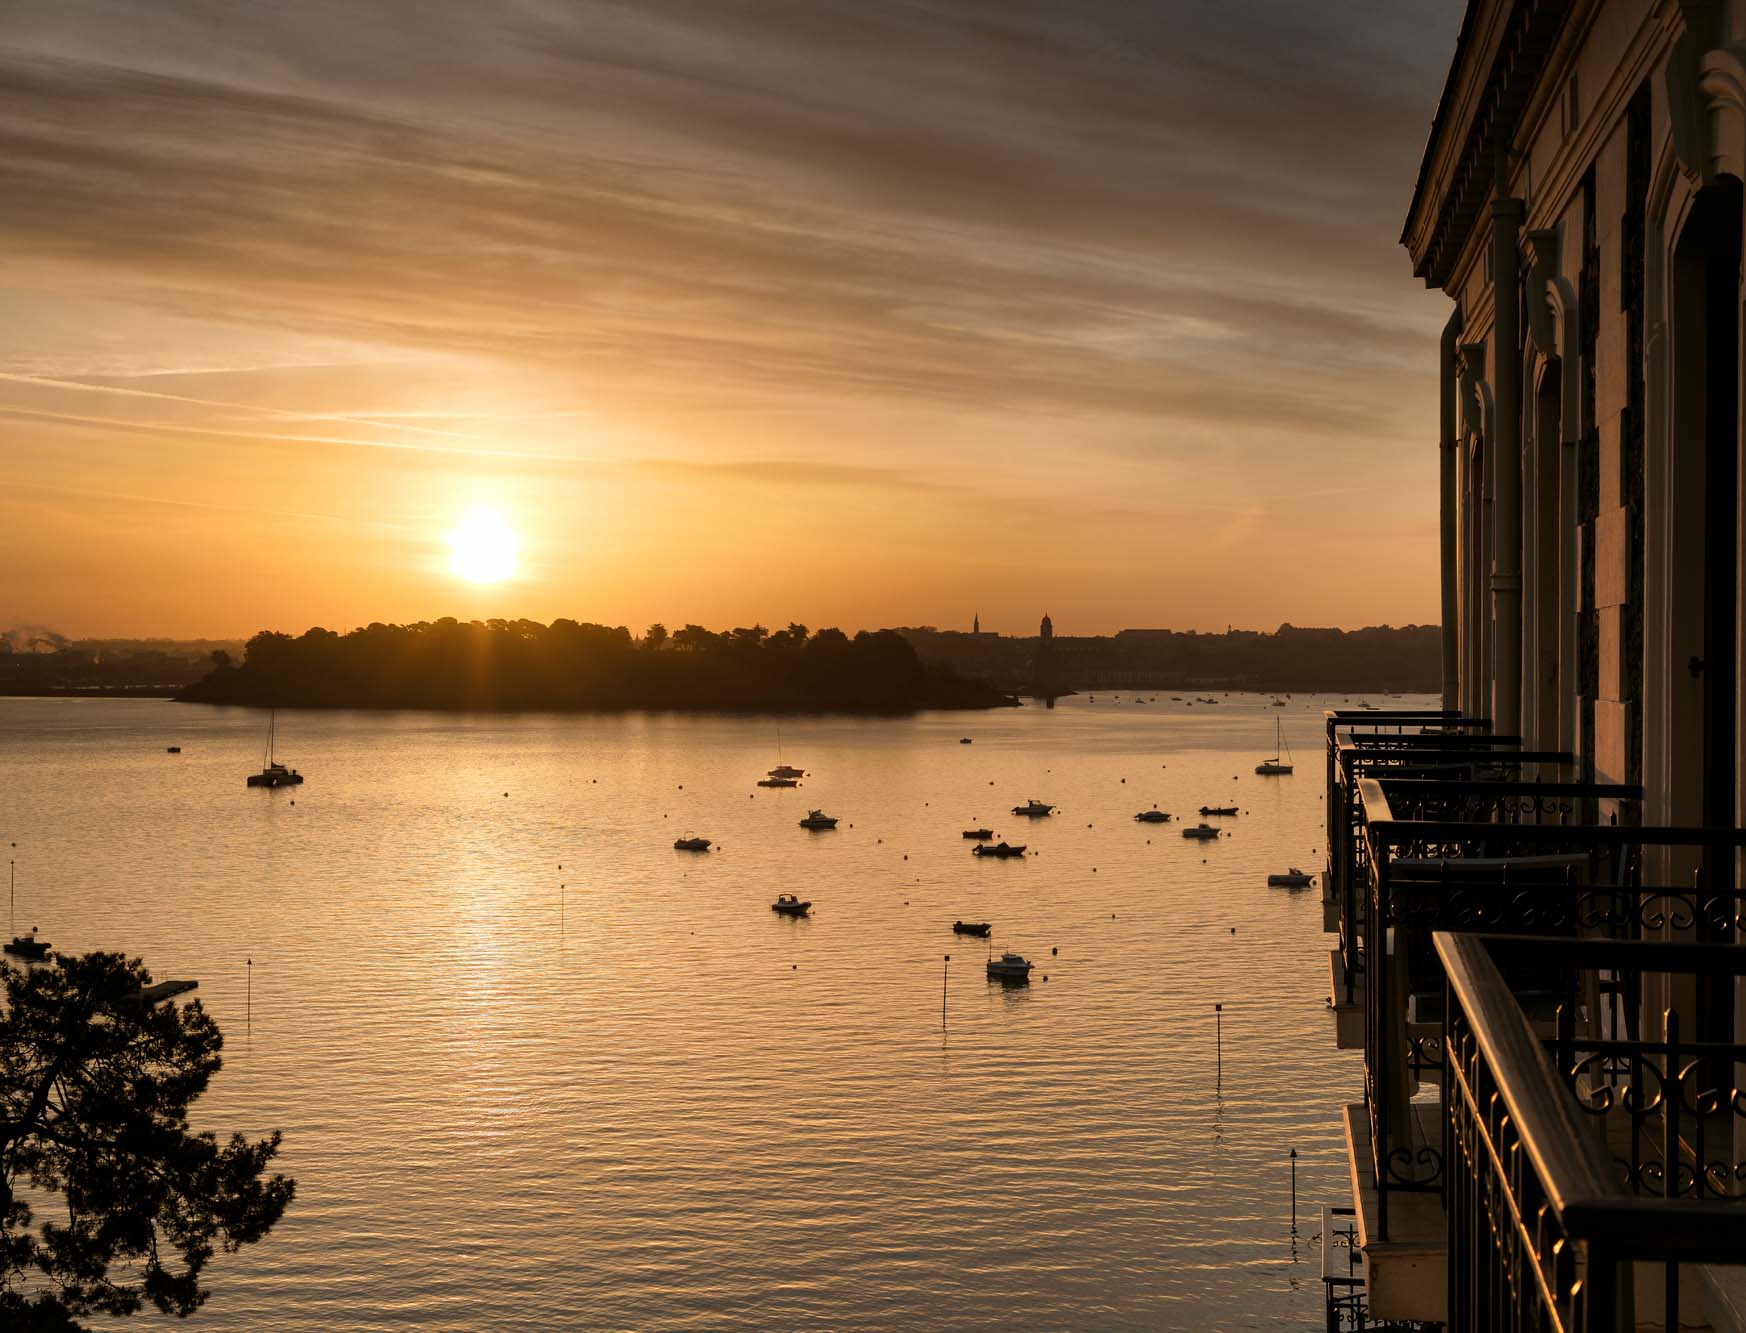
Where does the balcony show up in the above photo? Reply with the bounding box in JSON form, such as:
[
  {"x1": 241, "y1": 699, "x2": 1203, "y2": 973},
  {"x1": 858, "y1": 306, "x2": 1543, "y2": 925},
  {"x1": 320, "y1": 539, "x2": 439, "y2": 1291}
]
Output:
[
  {"x1": 1441, "y1": 933, "x2": 1746, "y2": 1330},
  {"x1": 1315, "y1": 710, "x2": 1746, "y2": 1329}
]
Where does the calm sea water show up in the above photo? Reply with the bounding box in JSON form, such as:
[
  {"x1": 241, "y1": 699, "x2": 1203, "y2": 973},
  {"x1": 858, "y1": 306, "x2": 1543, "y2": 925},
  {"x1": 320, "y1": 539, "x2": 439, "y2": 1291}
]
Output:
[{"x1": 0, "y1": 692, "x2": 1403, "y2": 1330}]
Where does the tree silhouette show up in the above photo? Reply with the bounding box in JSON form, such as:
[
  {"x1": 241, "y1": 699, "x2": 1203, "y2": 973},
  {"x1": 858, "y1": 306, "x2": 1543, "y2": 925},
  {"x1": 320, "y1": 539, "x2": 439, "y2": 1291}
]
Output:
[
  {"x1": 177, "y1": 618, "x2": 1010, "y2": 713},
  {"x1": 0, "y1": 953, "x2": 294, "y2": 1329}
]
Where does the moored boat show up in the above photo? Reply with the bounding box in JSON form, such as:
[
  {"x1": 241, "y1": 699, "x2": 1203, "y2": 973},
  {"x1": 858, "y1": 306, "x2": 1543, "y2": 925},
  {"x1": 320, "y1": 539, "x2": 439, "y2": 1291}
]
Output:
[
  {"x1": 1182, "y1": 823, "x2": 1220, "y2": 840},
  {"x1": 953, "y1": 920, "x2": 992, "y2": 937},
  {"x1": 1267, "y1": 867, "x2": 1315, "y2": 888},
  {"x1": 1134, "y1": 808, "x2": 1171, "y2": 823},
  {"x1": 1199, "y1": 805, "x2": 1238, "y2": 817},
  {"x1": 798, "y1": 809, "x2": 839, "y2": 829},
  {"x1": 961, "y1": 828, "x2": 994, "y2": 840},
  {"x1": 986, "y1": 951, "x2": 1033, "y2": 982},
  {"x1": 772, "y1": 894, "x2": 811, "y2": 916},
  {"x1": 3, "y1": 930, "x2": 50, "y2": 960},
  {"x1": 757, "y1": 776, "x2": 799, "y2": 788},
  {"x1": 1255, "y1": 716, "x2": 1295, "y2": 775},
  {"x1": 972, "y1": 841, "x2": 1026, "y2": 858},
  {"x1": 246, "y1": 710, "x2": 303, "y2": 788},
  {"x1": 673, "y1": 836, "x2": 711, "y2": 851},
  {"x1": 1011, "y1": 799, "x2": 1055, "y2": 817}
]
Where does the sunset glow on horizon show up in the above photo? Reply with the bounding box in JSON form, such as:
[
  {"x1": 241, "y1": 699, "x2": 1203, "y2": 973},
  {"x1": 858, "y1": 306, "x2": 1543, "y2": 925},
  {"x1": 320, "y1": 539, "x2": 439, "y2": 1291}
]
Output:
[{"x1": 0, "y1": 2, "x2": 1464, "y2": 639}]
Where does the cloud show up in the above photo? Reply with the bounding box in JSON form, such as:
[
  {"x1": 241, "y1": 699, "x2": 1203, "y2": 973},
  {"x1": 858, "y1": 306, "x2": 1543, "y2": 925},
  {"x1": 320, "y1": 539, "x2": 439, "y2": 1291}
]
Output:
[{"x1": 0, "y1": 1, "x2": 1461, "y2": 633}]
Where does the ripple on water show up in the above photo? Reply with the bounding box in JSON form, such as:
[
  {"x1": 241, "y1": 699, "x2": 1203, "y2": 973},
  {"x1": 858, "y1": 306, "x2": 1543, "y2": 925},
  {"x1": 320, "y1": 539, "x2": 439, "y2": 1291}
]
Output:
[{"x1": 0, "y1": 694, "x2": 1396, "y2": 1330}]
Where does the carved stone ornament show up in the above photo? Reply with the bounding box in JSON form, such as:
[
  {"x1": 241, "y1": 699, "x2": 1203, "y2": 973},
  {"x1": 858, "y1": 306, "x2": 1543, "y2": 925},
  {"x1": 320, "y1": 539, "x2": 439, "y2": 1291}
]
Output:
[{"x1": 1458, "y1": 341, "x2": 1492, "y2": 445}]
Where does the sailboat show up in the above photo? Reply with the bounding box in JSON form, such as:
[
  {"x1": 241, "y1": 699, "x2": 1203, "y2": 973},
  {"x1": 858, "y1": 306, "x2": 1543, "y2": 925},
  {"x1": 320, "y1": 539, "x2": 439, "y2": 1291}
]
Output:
[
  {"x1": 766, "y1": 723, "x2": 805, "y2": 781},
  {"x1": 1255, "y1": 715, "x2": 1294, "y2": 775},
  {"x1": 246, "y1": 710, "x2": 305, "y2": 788}
]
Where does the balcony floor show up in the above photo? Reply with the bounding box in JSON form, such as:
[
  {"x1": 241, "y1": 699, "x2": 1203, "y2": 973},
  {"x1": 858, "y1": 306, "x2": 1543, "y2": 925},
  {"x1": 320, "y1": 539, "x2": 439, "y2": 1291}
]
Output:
[{"x1": 1342, "y1": 1101, "x2": 1446, "y2": 1324}]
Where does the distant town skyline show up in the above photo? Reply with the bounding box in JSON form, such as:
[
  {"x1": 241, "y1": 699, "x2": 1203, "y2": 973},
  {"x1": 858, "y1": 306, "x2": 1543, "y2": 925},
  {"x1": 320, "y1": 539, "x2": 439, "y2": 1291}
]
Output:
[{"x1": 1, "y1": 1, "x2": 1462, "y2": 638}]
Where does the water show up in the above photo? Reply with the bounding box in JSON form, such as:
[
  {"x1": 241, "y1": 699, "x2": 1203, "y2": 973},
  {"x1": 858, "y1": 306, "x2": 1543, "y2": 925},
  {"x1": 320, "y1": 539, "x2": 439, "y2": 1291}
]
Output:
[{"x1": 0, "y1": 693, "x2": 1400, "y2": 1330}]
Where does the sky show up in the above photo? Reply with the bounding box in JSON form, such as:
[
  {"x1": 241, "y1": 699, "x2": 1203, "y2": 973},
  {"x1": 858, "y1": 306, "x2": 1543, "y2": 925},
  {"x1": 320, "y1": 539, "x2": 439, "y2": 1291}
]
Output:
[{"x1": 0, "y1": 0, "x2": 1463, "y2": 639}]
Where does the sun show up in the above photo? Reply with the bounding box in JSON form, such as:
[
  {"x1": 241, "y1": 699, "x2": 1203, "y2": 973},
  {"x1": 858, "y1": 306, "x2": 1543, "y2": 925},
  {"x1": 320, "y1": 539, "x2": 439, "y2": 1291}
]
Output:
[{"x1": 447, "y1": 505, "x2": 519, "y2": 584}]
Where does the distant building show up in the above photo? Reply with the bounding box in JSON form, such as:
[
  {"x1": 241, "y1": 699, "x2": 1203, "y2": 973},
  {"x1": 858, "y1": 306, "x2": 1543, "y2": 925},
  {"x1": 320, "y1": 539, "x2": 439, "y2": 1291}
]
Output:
[{"x1": 1032, "y1": 612, "x2": 1057, "y2": 696}]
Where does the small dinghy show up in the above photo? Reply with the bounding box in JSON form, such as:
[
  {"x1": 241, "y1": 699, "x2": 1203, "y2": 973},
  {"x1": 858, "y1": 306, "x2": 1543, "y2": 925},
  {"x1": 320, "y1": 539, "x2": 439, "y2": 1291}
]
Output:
[
  {"x1": 986, "y1": 951, "x2": 1033, "y2": 982},
  {"x1": 1182, "y1": 823, "x2": 1220, "y2": 840},
  {"x1": 772, "y1": 894, "x2": 811, "y2": 917},
  {"x1": 961, "y1": 828, "x2": 994, "y2": 840},
  {"x1": 3, "y1": 930, "x2": 50, "y2": 961},
  {"x1": 972, "y1": 841, "x2": 1026, "y2": 858},
  {"x1": 1267, "y1": 867, "x2": 1315, "y2": 888},
  {"x1": 1198, "y1": 805, "x2": 1238, "y2": 817},
  {"x1": 953, "y1": 920, "x2": 992, "y2": 937},
  {"x1": 673, "y1": 836, "x2": 711, "y2": 851},
  {"x1": 166, "y1": 746, "x2": 182, "y2": 754},
  {"x1": 798, "y1": 809, "x2": 839, "y2": 830},
  {"x1": 1134, "y1": 808, "x2": 1171, "y2": 823}
]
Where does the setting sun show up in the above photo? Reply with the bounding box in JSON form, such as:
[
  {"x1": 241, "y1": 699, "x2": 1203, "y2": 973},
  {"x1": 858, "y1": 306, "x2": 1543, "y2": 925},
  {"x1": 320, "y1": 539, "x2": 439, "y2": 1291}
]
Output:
[{"x1": 447, "y1": 506, "x2": 519, "y2": 584}]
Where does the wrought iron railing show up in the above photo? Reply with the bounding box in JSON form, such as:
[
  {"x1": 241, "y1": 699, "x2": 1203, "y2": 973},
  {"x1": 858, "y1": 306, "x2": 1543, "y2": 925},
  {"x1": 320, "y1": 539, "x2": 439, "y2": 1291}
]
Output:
[
  {"x1": 1324, "y1": 736, "x2": 1572, "y2": 1012},
  {"x1": 1440, "y1": 933, "x2": 1746, "y2": 1331},
  {"x1": 1355, "y1": 794, "x2": 1746, "y2": 1241}
]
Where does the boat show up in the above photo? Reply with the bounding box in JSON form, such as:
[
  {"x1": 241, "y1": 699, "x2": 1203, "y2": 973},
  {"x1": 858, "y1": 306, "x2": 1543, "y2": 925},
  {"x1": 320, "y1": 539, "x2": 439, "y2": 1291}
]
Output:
[
  {"x1": 166, "y1": 746, "x2": 181, "y2": 754},
  {"x1": 756, "y1": 776, "x2": 799, "y2": 788},
  {"x1": 3, "y1": 930, "x2": 50, "y2": 961},
  {"x1": 1011, "y1": 799, "x2": 1055, "y2": 817},
  {"x1": 1255, "y1": 715, "x2": 1295, "y2": 775},
  {"x1": 245, "y1": 710, "x2": 304, "y2": 788},
  {"x1": 1272, "y1": 699, "x2": 1288, "y2": 707},
  {"x1": 673, "y1": 836, "x2": 711, "y2": 851},
  {"x1": 768, "y1": 725, "x2": 805, "y2": 780},
  {"x1": 1182, "y1": 823, "x2": 1220, "y2": 840},
  {"x1": 1134, "y1": 808, "x2": 1171, "y2": 823},
  {"x1": 959, "y1": 737, "x2": 973, "y2": 744},
  {"x1": 961, "y1": 828, "x2": 994, "y2": 840},
  {"x1": 772, "y1": 894, "x2": 811, "y2": 916},
  {"x1": 986, "y1": 951, "x2": 1034, "y2": 982},
  {"x1": 953, "y1": 920, "x2": 992, "y2": 937},
  {"x1": 973, "y1": 841, "x2": 1026, "y2": 858},
  {"x1": 1199, "y1": 805, "x2": 1238, "y2": 817},
  {"x1": 798, "y1": 809, "x2": 839, "y2": 829},
  {"x1": 1267, "y1": 867, "x2": 1315, "y2": 888}
]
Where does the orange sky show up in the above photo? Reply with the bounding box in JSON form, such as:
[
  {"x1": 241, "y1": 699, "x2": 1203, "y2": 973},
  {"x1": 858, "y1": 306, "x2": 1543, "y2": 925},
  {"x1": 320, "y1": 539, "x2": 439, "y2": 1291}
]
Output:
[{"x1": 0, "y1": 1, "x2": 1462, "y2": 638}]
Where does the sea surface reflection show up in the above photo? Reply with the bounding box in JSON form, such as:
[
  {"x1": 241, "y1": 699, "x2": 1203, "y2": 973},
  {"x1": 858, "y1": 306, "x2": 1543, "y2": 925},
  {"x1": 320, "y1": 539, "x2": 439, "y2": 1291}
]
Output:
[{"x1": 0, "y1": 693, "x2": 1391, "y2": 1330}]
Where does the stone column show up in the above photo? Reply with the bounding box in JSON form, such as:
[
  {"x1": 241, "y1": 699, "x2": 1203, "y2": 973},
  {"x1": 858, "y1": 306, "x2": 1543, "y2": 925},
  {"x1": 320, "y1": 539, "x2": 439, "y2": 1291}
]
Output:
[
  {"x1": 1440, "y1": 306, "x2": 1465, "y2": 712},
  {"x1": 1491, "y1": 178, "x2": 1526, "y2": 735}
]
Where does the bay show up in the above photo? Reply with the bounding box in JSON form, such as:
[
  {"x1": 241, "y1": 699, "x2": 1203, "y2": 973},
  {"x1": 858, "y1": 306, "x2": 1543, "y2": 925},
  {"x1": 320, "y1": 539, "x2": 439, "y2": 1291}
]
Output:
[{"x1": 0, "y1": 693, "x2": 1391, "y2": 1330}]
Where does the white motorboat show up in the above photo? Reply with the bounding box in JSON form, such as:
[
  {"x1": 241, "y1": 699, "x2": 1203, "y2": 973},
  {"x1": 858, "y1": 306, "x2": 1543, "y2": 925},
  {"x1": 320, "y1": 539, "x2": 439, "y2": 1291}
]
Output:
[
  {"x1": 1134, "y1": 808, "x2": 1171, "y2": 823},
  {"x1": 798, "y1": 809, "x2": 839, "y2": 830}
]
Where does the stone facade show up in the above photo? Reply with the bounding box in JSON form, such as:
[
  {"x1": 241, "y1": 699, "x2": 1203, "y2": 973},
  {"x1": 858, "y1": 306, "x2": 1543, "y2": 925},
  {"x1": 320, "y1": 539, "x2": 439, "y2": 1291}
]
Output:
[{"x1": 1406, "y1": 0, "x2": 1746, "y2": 831}]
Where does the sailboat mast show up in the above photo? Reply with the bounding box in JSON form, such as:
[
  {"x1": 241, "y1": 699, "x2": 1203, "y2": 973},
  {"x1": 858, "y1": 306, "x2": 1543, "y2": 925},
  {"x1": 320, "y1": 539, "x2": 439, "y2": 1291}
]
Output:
[{"x1": 265, "y1": 709, "x2": 275, "y2": 767}]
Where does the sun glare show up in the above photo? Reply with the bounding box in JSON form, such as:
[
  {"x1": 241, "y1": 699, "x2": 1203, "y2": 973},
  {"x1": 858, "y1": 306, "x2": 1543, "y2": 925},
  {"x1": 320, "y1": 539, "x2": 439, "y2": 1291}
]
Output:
[{"x1": 447, "y1": 506, "x2": 519, "y2": 584}]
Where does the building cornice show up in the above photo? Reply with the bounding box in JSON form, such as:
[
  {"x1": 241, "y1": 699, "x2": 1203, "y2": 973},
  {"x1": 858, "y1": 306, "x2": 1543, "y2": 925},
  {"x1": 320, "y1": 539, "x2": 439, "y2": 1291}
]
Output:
[{"x1": 1403, "y1": 0, "x2": 1575, "y2": 291}]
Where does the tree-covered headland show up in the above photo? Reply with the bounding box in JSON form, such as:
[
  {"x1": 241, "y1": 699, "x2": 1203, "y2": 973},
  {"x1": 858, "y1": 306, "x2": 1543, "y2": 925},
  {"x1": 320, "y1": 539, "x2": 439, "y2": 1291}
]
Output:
[{"x1": 178, "y1": 619, "x2": 1016, "y2": 713}]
